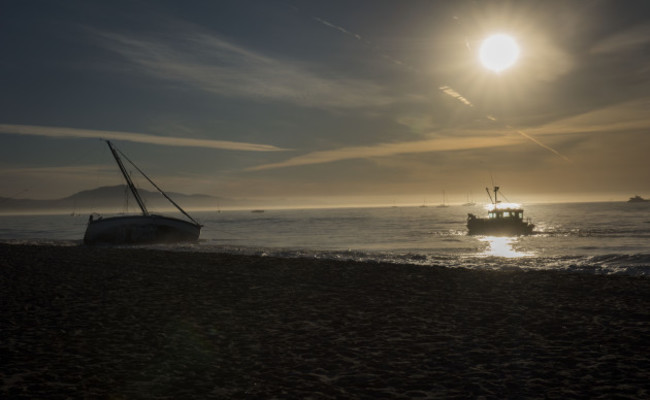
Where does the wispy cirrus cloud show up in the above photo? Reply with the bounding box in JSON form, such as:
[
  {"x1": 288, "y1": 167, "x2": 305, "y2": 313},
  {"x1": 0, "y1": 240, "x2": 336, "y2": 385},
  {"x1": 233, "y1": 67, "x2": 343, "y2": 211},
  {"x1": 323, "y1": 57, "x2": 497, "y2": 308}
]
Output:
[
  {"x1": 247, "y1": 134, "x2": 525, "y2": 171},
  {"x1": 247, "y1": 95, "x2": 650, "y2": 172},
  {"x1": 590, "y1": 24, "x2": 650, "y2": 55},
  {"x1": 525, "y1": 97, "x2": 650, "y2": 136},
  {"x1": 0, "y1": 124, "x2": 286, "y2": 151},
  {"x1": 97, "y1": 27, "x2": 400, "y2": 109}
]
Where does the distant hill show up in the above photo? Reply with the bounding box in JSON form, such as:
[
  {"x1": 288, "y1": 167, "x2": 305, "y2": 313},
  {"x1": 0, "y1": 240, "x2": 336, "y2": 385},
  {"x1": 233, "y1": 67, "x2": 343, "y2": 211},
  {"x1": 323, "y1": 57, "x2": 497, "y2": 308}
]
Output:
[{"x1": 0, "y1": 185, "x2": 232, "y2": 213}]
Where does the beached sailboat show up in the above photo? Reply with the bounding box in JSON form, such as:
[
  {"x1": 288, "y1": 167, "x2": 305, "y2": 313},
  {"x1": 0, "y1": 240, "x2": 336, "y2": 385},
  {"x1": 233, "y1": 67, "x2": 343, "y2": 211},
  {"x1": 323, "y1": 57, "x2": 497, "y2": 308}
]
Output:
[
  {"x1": 83, "y1": 141, "x2": 202, "y2": 245},
  {"x1": 467, "y1": 186, "x2": 534, "y2": 236}
]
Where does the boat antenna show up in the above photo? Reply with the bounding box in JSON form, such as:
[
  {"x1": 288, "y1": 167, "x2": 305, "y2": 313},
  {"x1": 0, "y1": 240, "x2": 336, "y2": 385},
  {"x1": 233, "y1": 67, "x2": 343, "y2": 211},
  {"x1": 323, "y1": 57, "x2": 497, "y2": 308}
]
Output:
[
  {"x1": 485, "y1": 187, "x2": 495, "y2": 204},
  {"x1": 106, "y1": 140, "x2": 150, "y2": 216},
  {"x1": 115, "y1": 146, "x2": 202, "y2": 227}
]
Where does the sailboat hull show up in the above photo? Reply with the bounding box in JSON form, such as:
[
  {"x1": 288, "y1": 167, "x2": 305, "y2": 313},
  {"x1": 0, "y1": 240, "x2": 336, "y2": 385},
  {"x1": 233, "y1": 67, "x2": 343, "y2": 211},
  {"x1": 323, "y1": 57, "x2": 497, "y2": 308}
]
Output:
[{"x1": 84, "y1": 215, "x2": 201, "y2": 245}]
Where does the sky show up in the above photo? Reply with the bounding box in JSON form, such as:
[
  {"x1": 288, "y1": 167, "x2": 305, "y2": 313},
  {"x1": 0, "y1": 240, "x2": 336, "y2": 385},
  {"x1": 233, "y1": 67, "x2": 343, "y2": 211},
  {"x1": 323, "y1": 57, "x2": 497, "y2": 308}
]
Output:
[{"x1": 2, "y1": 0, "x2": 650, "y2": 206}]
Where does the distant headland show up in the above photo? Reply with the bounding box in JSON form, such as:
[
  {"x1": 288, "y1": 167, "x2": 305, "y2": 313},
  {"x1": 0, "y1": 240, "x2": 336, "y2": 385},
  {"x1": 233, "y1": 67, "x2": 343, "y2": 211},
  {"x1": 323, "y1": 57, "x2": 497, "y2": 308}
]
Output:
[{"x1": 0, "y1": 185, "x2": 230, "y2": 213}]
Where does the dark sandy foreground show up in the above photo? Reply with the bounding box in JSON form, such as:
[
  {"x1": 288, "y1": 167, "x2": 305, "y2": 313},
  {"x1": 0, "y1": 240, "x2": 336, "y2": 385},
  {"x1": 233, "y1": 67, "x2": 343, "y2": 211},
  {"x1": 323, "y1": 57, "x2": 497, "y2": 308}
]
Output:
[{"x1": 1, "y1": 244, "x2": 650, "y2": 399}]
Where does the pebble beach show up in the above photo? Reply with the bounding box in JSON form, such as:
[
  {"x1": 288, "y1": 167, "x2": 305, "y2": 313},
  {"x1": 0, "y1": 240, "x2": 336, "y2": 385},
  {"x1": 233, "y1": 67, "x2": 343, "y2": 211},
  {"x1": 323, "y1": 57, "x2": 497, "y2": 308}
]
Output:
[{"x1": 2, "y1": 243, "x2": 650, "y2": 399}]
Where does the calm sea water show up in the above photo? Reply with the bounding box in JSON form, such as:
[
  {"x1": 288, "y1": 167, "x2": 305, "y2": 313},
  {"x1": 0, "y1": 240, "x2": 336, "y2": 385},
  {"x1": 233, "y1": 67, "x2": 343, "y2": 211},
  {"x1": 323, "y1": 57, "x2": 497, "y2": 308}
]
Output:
[{"x1": 2, "y1": 202, "x2": 650, "y2": 276}]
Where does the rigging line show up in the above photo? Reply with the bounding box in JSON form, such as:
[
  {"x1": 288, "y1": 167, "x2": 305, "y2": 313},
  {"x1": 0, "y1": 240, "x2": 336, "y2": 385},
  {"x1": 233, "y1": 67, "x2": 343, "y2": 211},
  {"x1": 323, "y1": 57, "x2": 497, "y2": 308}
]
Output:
[{"x1": 115, "y1": 147, "x2": 202, "y2": 227}]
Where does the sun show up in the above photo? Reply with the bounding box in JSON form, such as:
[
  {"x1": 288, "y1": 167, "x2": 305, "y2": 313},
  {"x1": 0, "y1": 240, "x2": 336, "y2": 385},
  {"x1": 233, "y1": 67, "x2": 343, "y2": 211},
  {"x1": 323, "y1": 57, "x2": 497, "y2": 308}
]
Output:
[{"x1": 479, "y1": 34, "x2": 520, "y2": 73}]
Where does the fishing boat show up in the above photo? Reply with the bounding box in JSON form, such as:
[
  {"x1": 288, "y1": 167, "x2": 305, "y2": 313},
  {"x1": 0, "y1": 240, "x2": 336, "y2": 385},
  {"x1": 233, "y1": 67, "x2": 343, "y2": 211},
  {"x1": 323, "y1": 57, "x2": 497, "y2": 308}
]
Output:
[
  {"x1": 83, "y1": 141, "x2": 202, "y2": 245},
  {"x1": 467, "y1": 186, "x2": 534, "y2": 236}
]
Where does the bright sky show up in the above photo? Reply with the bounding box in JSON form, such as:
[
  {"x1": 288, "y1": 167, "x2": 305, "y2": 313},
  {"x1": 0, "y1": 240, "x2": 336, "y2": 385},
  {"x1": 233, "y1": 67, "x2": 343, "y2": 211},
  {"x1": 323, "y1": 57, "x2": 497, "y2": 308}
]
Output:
[{"x1": 2, "y1": 0, "x2": 650, "y2": 205}]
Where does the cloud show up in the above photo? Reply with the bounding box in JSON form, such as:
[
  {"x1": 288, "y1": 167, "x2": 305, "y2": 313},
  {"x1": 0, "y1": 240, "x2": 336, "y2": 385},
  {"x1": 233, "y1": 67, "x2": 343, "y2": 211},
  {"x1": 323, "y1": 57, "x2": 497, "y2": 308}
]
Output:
[
  {"x1": 245, "y1": 96, "x2": 650, "y2": 172},
  {"x1": 0, "y1": 124, "x2": 287, "y2": 151},
  {"x1": 247, "y1": 134, "x2": 524, "y2": 171},
  {"x1": 525, "y1": 97, "x2": 650, "y2": 136},
  {"x1": 590, "y1": 24, "x2": 650, "y2": 55},
  {"x1": 0, "y1": 164, "x2": 113, "y2": 176},
  {"x1": 97, "y1": 27, "x2": 400, "y2": 109}
]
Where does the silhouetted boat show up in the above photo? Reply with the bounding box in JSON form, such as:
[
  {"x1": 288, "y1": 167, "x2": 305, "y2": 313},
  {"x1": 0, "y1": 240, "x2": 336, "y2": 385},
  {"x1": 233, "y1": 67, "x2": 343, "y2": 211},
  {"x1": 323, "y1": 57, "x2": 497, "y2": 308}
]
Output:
[
  {"x1": 628, "y1": 195, "x2": 649, "y2": 203},
  {"x1": 462, "y1": 192, "x2": 476, "y2": 206},
  {"x1": 467, "y1": 186, "x2": 534, "y2": 236},
  {"x1": 251, "y1": 209, "x2": 265, "y2": 213},
  {"x1": 84, "y1": 141, "x2": 202, "y2": 245}
]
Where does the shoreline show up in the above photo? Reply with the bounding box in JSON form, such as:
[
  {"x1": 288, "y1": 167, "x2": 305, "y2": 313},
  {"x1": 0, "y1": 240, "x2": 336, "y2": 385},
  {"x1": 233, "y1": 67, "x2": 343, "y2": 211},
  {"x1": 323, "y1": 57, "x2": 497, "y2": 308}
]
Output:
[{"x1": 2, "y1": 243, "x2": 650, "y2": 398}]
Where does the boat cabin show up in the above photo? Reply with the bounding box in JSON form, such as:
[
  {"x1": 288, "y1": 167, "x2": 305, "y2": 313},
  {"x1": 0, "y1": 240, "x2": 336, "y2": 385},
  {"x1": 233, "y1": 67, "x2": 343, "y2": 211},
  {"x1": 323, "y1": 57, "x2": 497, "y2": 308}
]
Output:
[{"x1": 487, "y1": 208, "x2": 524, "y2": 220}]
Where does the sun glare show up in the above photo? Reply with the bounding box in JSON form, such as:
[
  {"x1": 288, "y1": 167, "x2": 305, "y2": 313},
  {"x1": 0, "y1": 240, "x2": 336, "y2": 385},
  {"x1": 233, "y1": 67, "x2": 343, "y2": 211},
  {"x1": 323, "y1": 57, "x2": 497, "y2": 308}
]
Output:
[
  {"x1": 479, "y1": 34, "x2": 520, "y2": 72},
  {"x1": 479, "y1": 236, "x2": 530, "y2": 258},
  {"x1": 486, "y1": 202, "x2": 521, "y2": 211}
]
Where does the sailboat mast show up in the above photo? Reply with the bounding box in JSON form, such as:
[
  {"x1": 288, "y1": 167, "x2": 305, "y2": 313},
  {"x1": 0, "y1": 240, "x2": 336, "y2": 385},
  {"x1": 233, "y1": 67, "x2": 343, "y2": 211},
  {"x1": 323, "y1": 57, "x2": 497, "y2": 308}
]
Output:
[
  {"x1": 116, "y1": 147, "x2": 201, "y2": 227},
  {"x1": 106, "y1": 141, "x2": 150, "y2": 216}
]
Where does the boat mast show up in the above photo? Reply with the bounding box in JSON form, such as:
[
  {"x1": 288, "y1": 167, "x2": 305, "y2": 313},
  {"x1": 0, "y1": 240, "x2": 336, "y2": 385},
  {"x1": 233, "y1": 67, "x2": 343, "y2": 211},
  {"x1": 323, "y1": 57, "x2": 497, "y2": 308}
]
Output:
[
  {"x1": 106, "y1": 140, "x2": 150, "y2": 216},
  {"x1": 116, "y1": 147, "x2": 201, "y2": 227}
]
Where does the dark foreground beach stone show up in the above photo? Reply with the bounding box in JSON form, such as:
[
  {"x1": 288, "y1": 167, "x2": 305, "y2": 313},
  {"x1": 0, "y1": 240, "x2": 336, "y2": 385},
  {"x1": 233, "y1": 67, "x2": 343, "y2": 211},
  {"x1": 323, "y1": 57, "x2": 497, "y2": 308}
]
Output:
[{"x1": 1, "y1": 243, "x2": 650, "y2": 399}]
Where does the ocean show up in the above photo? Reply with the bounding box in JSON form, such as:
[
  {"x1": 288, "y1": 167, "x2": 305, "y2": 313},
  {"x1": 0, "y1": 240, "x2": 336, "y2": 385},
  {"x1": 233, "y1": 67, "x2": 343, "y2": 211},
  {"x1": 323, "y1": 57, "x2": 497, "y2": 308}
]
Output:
[{"x1": 2, "y1": 202, "x2": 650, "y2": 276}]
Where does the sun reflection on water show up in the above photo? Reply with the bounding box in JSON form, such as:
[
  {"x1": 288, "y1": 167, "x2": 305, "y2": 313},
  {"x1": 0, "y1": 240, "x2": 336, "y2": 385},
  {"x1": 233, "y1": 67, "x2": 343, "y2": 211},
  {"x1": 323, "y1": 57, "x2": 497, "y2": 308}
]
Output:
[{"x1": 479, "y1": 236, "x2": 532, "y2": 258}]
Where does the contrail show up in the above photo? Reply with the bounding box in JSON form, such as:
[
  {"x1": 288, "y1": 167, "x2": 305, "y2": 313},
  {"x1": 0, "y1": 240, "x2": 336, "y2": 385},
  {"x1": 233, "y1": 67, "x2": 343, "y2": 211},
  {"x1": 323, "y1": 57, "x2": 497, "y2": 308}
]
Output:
[
  {"x1": 313, "y1": 17, "x2": 362, "y2": 40},
  {"x1": 439, "y1": 85, "x2": 474, "y2": 107},
  {"x1": 310, "y1": 16, "x2": 417, "y2": 72},
  {"x1": 513, "y1": 129, "x2": 570, "y2": 162}
]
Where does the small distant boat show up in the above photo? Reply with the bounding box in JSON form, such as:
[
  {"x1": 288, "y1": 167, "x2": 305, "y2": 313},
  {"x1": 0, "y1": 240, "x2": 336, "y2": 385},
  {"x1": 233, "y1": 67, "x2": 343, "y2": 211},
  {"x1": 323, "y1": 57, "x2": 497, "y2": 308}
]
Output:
[
  {"x1": 463, "y1": 192, "x2": 476, "y2": 206},
  {"x1": 84, "y1": 141, "x2": 202, "y2": 245},
  {"x1": 251, "y1": 209, "x2": 265, "y2": 213},
  {"x1": 467, "y1": 186, "x2": 534, "y2": 236},
  {"x1": 628, "y1": 195, "x2": 649, "y2": 203},
  {"x1": 437, "y1": 190, "x2": 449, "y2": 208}
]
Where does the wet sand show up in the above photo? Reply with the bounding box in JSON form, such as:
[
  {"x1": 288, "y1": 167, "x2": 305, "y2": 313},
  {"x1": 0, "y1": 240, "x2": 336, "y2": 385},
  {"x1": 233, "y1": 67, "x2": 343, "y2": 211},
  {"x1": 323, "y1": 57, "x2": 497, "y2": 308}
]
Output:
[{"x1": 1, "y1": 243, "x2": 650, "y2": 399}]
